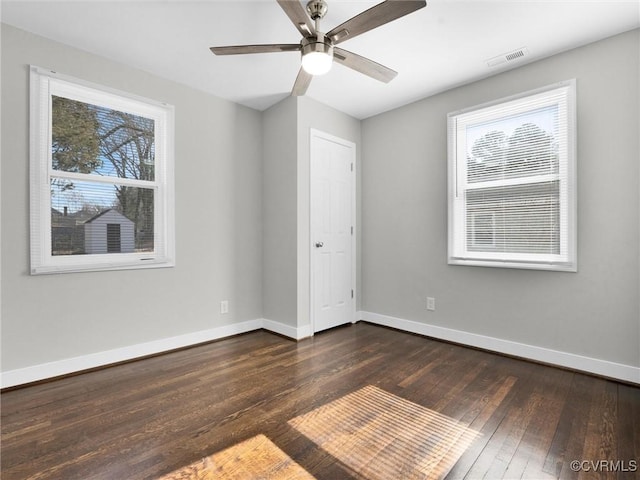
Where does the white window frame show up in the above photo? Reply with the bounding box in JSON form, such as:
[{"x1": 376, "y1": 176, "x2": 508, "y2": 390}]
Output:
[
  {"x1": 30, "y1": 66, "x2": 175, "y2": 274},
  {"x1": 447, "y1": 80, "x2": 577, "y2": 272}
]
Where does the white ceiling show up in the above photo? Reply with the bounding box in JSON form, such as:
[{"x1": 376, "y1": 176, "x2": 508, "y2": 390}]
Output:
[{"x1": 2, "y1": 0, "x2": 638, "y2": 119}]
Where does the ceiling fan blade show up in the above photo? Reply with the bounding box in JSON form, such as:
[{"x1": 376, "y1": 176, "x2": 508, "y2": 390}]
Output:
[
  {"x1": 327, "y1": 0, "x2": 426, "y2": 45},
  {"x1": 333, "y1": 47, "x2": 397, "y2": 83},
  {"x1": 210, "y1": 44, "x2": 301, "y2": 55},
  {"x1": 291, "y1": 67, "x2": 312, "y2": 96},
  {"x1": 277, "y1": 0, "x2": 316, "y2": 38}
]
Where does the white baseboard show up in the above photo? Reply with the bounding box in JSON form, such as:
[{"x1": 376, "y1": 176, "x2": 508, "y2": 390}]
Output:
[
  {"x1": 358, "y1": 311, "x2": 640, "y2": 384},
  {"x1": 1, "y1": 317, "x2": 309, "y2": 389},
  {"x1": 5, "y1": 313, "x2": 636, "y2": 388},
  {"x1": 262, "y1": 318, "x2": 312, "y2": 340}
]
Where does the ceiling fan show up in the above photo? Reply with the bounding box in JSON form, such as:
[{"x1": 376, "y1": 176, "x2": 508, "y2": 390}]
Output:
[{"x1": 210, "y1": 0, "x2": 427, "y2": 96}]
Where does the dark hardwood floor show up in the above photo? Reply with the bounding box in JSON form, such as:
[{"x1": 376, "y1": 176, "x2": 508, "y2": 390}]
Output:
[{"x1": 2, "y1": 322, "x2": 639, "y2": 479}]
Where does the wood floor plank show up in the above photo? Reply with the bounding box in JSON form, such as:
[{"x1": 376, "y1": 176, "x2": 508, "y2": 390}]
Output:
[
  {"x1": 576, "y1": 379, "x2": 618, "y2": 480},
  {"x1": 618, "y1": 384, "x2": 640, "y2": 480},
  {"x1": 544, "y1": 373, "x2": 596, "y2": 479},
  {"x1": 510, "y1": 367, "x2": 574, "y2": 479},
  {"x1": 435, "y1": 372, "x2": 519, "y2": 479},
  {"x1": 1, "y1": 322, "x2": 638, "y2": 480},
  {"x1": 461, "y1": 361, "x2": 540, "y2": 479}
]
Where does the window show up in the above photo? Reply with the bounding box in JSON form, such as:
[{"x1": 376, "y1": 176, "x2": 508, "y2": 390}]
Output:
[
  {"x1": 448, "y1": 80, "x2": 576, "y2": 271},
  {"x1": 30, "y1": 66, "x2": 175, "y2": 274}
]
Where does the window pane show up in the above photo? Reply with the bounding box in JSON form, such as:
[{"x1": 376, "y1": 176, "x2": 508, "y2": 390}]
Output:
[
  {"x1": 51, "y1": 95, "x2": 155, "y2": 181},
  {"x1": 466, "y1": 181, "x2": 560, "y2": 254},
  {"x1": 466, "y1": 106, "x2": 559, "y2": 183},
  {"x1": 50, "y1": 180, "x2": 154, "y2": 255},
  {"x1": 470, "y1": 212, "x2": 496, "y2": 248}
]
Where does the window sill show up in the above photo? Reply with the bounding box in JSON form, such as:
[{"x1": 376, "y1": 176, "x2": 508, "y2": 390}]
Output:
[
  {"x1": 30, "y1": 258, "x2": 175, "y2": 275},
  {"x1": 448, "y1": 257, "x2": 577, "y2": 273}
]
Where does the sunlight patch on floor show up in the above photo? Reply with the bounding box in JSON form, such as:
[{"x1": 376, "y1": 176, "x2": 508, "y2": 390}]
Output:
[
  {"x1": 157, "y1": 434, "x2": 315, "y2": 480},
  {"x1": 288, "y1": 385, "x2": 481, "y2": 480}
]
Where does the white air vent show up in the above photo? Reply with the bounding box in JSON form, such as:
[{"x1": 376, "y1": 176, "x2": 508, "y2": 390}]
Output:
[{"x1": 486, "y1": 47, "x2": 529, "y2": 67}]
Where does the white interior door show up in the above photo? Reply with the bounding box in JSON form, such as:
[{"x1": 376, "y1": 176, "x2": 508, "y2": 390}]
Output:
[{"x1": 310, "y1": 129, "x2": 355, "y2": 333}]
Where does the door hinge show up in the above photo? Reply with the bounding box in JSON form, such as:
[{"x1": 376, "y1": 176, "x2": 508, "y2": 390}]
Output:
[
  {"x1": 351, "y1": 226, "x2": 354, "y2": 235},
  {"x1": 351, "y1": 163, "x2": 354, "y2": 172},
  {"x1": 351, "y1": 289, "x2": 354, "y2": 299}
]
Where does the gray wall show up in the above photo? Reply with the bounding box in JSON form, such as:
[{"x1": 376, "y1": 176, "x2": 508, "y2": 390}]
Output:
[
  {"x1": 262, "y1": 97, "x2": 298, "y2": 326},
  {"x1": 261, "y1": 95, "x2": 361, "y2": 330},
  {"x1": 1, "y1": 25, "x2": 263, "y2": 370},
  {"x1": 361, "y1": 29, "x2": 640, "y2": 367},
  {"x1": 2, "y1": 22, "x2": 637, "y2": 377}
]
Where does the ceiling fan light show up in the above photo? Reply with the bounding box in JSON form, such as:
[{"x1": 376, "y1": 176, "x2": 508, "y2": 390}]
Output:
[
  {"x1": 301, "y1": 35, "x2": 333, "y2": 76},
  {"x1": 302, "y1": 51, "x2": 333, "y2": 75}
]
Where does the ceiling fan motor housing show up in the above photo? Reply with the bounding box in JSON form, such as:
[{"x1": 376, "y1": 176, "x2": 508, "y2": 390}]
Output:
[{"x1": 301, "y1": 34, "x2": 333, "y2": 57}]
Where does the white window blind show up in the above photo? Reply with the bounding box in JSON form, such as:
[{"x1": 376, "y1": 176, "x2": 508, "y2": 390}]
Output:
[
  {"x1": 448, "y1": 80, "x2": 576, "y2": 271},
  {"x1": 30, "y1": 66, "x2": 175, "y2": 274}
]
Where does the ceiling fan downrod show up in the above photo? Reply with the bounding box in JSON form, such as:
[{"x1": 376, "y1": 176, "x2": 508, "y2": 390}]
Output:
[{"x1": 301, "y1": 0, "x2": 333, "y2": 75}]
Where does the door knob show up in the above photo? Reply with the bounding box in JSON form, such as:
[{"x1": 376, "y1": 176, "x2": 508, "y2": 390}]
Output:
[{"x1": 315, "y1": 242, "x2": 324, "y2": 248}]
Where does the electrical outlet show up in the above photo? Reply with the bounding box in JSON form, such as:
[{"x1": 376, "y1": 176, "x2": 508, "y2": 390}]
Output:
[
  {"x1": 220, "y1": 300, "x2": 229, "y2": 314},
  {"x1": 427, "y1": 297, "x2": 436, "y2": 311}
]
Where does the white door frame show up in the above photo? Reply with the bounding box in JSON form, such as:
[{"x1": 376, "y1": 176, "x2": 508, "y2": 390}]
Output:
[{"x1": 309, "y1": 128, "x2": 357, "y2": 334}]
